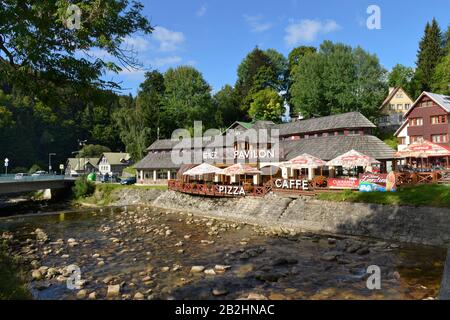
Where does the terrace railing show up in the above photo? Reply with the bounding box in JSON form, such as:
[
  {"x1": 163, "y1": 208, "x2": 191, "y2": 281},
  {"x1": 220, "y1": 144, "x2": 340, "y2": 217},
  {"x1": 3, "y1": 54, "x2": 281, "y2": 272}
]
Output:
[{"x1": 168, "y1": 180, "x2": 270, "y2": 197}]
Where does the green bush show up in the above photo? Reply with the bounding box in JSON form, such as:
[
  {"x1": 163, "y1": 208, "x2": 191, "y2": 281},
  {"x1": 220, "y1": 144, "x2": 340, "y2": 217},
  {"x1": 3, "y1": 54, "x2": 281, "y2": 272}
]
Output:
[
  {"x1": 28, "y1": 164, "x2": 41, "y2": 174},
  {"x1": 72, "y1": 177, "x2": 95, "y2": 199}
]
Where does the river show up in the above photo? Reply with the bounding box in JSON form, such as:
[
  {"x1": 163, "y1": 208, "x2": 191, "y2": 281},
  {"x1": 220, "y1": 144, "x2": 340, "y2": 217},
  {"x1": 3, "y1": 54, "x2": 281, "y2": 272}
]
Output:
[{"x1": 0, "y1": 205, "x2": 446, "y2": 300}]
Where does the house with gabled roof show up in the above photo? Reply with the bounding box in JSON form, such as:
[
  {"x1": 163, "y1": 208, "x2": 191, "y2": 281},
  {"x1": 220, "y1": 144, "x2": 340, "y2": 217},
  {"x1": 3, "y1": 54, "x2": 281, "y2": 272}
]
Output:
[
  {"x1": 395, "y1": 91, "x2": 450, "y2": 150},
  {"x1": 378, "y1": 87, "x2": 414, "y2": 132},
  {"x1": 97, "y1": 152, "x2": 132, "y2": 176}
]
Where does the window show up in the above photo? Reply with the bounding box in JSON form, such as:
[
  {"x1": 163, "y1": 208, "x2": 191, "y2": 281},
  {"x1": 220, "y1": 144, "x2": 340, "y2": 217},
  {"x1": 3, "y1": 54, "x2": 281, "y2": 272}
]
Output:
[
  {"x1": 410, "y1": 136, "x2": 424, "y2": 143},
  {"x1": 410, "y1": 118, "x2": 423, "y2": 126},
  {"x1": 405, "y1": 104, "x2": 410, "y2": 110},
  {"x1": 397, "y1": 104, "x2": 403, "y2": 110},
  {"x1": 389, "y1": 104, "x2": 395, "y2": 110},
  {"x1": 431, "y1": 115, "x2": 447, "y2": 124},
  {"x1": 431, "y1": 134, "x2": 449, "y2": 143},
  {"x1": 398, "y1": 137, "x2": 406, "y2": 145},
  {"x1": 396, "y1": 93, "x2": 403, "y2": 98}
]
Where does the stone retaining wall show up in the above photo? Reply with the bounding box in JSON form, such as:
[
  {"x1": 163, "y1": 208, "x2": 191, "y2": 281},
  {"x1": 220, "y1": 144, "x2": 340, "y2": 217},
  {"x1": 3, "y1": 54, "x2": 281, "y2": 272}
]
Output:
[{"x1": 149, "y1": 191, "x2": 450, "y2": 246}]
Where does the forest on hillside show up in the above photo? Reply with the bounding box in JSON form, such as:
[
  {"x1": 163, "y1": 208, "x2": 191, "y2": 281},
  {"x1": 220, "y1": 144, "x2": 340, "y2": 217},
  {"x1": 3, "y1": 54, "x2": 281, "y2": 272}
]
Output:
[{"x1": 0, "y1": 1, "x2": 449, "y2": 171}]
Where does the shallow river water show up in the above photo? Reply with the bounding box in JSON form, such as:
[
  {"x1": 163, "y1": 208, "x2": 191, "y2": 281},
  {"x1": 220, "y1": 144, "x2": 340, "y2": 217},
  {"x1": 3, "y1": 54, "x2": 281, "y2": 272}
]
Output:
[{"x1": 0, "y1": 206, "x2": 446, "y2": 300}]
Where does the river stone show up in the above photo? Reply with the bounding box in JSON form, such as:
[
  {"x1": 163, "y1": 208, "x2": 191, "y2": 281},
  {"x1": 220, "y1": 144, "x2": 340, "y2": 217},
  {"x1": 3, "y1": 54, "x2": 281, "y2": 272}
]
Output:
[
  {"x1": 88, "y1": 292, "x2": 97, "y2": 300},
  {"x1": 134, "y1": 292, "x2": 145, "y2": 300},
  {"x1": 212, "y1": 288, "x2": 229, "y2": 296},
  {"x1": 204, "y1": 269, "x2": 216, "y2": 275},
  {"x1": 356, "y1": 247, "x2": 370, "y2": 255},
  {"x1": 214, "y1": 265, "x2": 231, "y2": 272},
  {"x1": 246, "y1": 293, "x2": 268, "y2": 300},
  {"x1": 190, "y1": 266, "x2": 205, "y2": 273},
  {"x1": 35, "y1": 228, "x2": 48, "y2": 242},
  {"x1": 321, "y1": 251, "x2": 342, "y2": 261},
  {"x1": 76, "y1": 290, "x2": 87, "y2": 299},
  {"x1": 346, "y1": 244, "x2": 361, "y2": 253},
  {"x1": 107, "y1": 284, "x2": 121, "y2": 298},
  {"x1": 31, "y1": 269, "x2": 42, "y2": 281}
]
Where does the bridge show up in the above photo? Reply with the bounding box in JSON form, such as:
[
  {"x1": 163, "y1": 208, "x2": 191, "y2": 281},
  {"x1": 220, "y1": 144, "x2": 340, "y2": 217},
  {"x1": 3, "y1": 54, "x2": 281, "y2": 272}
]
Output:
[{"x1": 0, "y1": 175, "x2": 76, "y2": 195}]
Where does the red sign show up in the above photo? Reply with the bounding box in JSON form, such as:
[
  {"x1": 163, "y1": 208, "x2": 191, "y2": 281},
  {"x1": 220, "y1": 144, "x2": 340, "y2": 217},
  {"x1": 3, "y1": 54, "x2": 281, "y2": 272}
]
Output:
[
  {"x1": 410, "y1": 145, "x2": 432, "y2": 151},
  {"x1": 328, "y1": 178, "x2": 359, "y2": 189}
]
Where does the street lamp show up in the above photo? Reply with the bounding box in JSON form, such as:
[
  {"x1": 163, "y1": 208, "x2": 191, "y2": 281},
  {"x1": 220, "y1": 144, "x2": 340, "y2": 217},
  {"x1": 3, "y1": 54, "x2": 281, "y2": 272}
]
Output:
[
  {"x1": 48, "y1": 153, "x2": 56, "y2": 174},
  {"x1": 78, "y1": 139, "x2": 87, "y2": 172}
]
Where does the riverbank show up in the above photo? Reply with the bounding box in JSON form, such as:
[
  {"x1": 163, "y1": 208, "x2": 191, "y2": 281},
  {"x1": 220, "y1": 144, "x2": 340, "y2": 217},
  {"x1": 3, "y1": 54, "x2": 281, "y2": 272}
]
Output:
[
  {"x1": 0, "y1": 241, "x2": 32, "y2": 299},
  {"x1": 78, "y1": 185, "x2": 450, "y2": 246},
  {"x1": 0, "y1": 206, "x2": 445, "y2": 300}
]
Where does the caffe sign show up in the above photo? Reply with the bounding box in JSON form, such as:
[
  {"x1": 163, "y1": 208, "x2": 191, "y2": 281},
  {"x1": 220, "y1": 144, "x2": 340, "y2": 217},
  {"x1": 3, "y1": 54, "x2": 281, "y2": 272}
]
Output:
[{"x1": 274, "y1": 179, "x2": 309, "y2": 190}]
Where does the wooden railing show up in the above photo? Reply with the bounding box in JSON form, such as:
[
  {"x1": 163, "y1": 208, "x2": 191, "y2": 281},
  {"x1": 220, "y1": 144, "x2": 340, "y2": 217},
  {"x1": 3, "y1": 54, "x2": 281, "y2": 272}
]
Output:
[
  {"x1": 394, "y1": 171, "x2": 447, "y2": 185},
  {"x1": 168, "y1": 180, "x2": 270, "y2": 197}
]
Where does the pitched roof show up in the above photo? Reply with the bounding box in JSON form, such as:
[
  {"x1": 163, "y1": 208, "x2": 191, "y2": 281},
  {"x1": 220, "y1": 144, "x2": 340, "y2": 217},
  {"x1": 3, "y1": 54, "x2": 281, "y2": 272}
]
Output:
[
  {"x1": 378, "y1": 87, "x2": 414, "y2": 109},
  {"x1": 275, "y1": 112, "x2": 375, "y2": 136},
  {"x1": 66, "y1": 158, "x2": 99, "y2": 170},
  {"x1": 404, "y1": 91, "x2": 450, "y2": 117},
  {"x1": 424, "y1": 92, "x2": 450, "y2": 112},
  {"x1": 134, "y1": 152, "x2": 180, "y2": 170},
  {"x1": 100, "y1": 152, "x2": 131, "y2": 165},
  {"x1": 281, "y1": 135, "x2": 395, "y2": 161}
]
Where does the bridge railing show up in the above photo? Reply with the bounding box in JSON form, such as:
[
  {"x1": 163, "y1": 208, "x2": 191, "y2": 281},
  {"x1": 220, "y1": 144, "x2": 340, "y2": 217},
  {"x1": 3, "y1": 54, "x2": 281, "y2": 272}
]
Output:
[{"x1": 0, "y1": 174, "x2": 68, "y2": 183}]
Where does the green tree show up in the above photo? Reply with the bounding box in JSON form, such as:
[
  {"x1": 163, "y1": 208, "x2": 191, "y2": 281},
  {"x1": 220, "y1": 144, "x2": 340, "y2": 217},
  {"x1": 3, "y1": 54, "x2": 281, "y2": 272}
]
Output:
[
  {"x1": 287, "y1": 46, "x2": 317, "y2": 72},
  {"x1": 78, "y1": 144, "x2": 111, "y2": 158},
  {"x1": 0, "y1": 0, "x2": 152, "y2": 99},
  {"x1": 264, "y1": 49, "x2": 289, "y2": 92},
  {"x1": 235, "y1": 47, "x2": 278, "y2": 116},
  {"x1": 412, "y1": 18, "x2": 444, "y2": 96},
  {"x1": 290, "y1": 41, "x2": 387, "y2": 121},
  {"x1": 113, "y1": 107, "x2": 150, "y2": 161},
  {"x1": 431, "y1": 52, "x2": 450, "y2": 95},
  {"x1": 136, "y1": 70, "x2": 165, "y2": 142},
  {"x1": 249, "y1": 88, "x2": 285, "y2": 122},
  {"x1": 161, "y1": 66, "x2": 215, "y2": 136},
  {"x1": 388, "y1": 64, "x2": 415, "y2": 90},
  {"x1": 444, "y1": 25, "x2": 450, "y2": 53},
  {"x1": 213, "y1": 85, "x2": 243, "y2": 128}
]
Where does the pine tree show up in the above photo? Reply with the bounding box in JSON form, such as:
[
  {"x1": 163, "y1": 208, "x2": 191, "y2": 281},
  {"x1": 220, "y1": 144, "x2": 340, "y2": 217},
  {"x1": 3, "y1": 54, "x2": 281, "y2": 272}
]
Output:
[{"x1": 413, "y1": 19, "x2": 444, "y2": 96}]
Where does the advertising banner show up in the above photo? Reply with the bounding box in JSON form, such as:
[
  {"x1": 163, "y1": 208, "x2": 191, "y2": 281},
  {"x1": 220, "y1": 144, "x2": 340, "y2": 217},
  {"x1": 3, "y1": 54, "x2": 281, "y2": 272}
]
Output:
[
  {"x1": 359, "y1": 172, "x2": 396, "y2": 192},
  {"x1": 328, "y1": 178, "x2": 359, "y2": 190}
]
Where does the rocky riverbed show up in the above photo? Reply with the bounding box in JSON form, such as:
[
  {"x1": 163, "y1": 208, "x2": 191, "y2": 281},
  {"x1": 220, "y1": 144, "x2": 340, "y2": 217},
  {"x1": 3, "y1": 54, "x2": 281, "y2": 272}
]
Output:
[{"x1": 0, "y1": 206, "x2": 446, "y2": 300}]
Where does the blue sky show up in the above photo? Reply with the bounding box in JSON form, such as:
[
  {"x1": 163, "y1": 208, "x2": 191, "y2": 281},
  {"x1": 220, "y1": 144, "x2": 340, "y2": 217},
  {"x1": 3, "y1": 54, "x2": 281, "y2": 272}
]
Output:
[{"x1": 102, "y1": 0, "x2": 450, "y2": 95}]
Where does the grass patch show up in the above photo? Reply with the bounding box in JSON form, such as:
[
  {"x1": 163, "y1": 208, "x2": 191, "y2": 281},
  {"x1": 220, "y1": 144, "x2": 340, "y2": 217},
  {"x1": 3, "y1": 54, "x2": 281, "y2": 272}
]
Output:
[
  {"x1": 75, "y1": 183, "x2": 167, "y2": 206},
  {"x1": 0, "y1": 243, "x2": 32, "y2": 300},
  {"x1": 317, "y1": 184, "x2": 450, "y2": 207}
]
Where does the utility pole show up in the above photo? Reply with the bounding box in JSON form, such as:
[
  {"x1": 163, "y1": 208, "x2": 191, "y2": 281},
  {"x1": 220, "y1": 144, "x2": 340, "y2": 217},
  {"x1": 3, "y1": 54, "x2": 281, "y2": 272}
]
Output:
[{"x1": 48, "y1": 153, "x2": 56, "y2": 174}]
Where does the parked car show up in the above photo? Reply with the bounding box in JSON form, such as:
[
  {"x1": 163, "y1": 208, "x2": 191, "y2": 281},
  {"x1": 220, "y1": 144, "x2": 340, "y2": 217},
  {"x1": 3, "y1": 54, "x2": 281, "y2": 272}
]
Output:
[
  {"x1": 101, "y1": 174, "x2": 120, "y2": 183},
  {"x1": 32, "y1": 170, "x2": 48, "y2": 176},
  {"x1": 120, "y1": 176, "x2": 136, "y2": 185},
  {"x1": 14, "y1": 173, "x2": 30, "y2": 179}
]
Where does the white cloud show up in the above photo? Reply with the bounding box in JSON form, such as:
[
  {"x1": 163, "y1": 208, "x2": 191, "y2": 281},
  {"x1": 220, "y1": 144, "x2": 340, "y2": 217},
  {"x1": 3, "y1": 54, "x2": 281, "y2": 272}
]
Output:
[
  {"x1": 196, "y1": 4, "x2": 207, "y2": 17},
  {"x1": 243, "y1": 14, "x2": 273, "y2": 33},
  {"x1": 122, "y1": 36, "x2": 151, "y2": 51},
  {"x1": 150, "y1": 56, "x2": 182, "y2": 68},
  {"x1": 152, "y1": 26, "x2": 185, "y2": 52},
  {"x1": 284, "y1": 19, "x2": 340, "y2": 46}
]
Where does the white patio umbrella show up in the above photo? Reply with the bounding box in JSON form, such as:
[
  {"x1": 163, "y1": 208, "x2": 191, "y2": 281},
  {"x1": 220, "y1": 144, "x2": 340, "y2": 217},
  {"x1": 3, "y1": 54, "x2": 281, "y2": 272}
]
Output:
[
  {"x1": 326, "y1": 149, "x2": 379, "y2": 176},
  {"x1": 280, "y1": 153, "x2": 326, "y2": 179},
  {"x1": 182, "y1": 163, "x2": 224, "y2": 181}
]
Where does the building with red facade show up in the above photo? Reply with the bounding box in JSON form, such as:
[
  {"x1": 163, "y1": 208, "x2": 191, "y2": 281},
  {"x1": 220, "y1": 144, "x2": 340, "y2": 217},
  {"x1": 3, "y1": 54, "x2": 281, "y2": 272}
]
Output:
[{"x1": 395, "y1": 92, "x2": 450, "y2": 150}]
